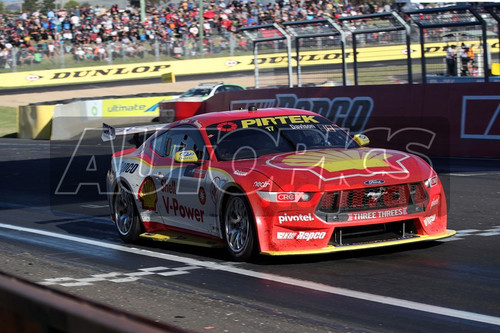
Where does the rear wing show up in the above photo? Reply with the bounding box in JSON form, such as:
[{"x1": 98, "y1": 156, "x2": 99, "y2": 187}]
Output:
[{"x1": 102, "y1": 123, "x2": 166, "y2": 147}]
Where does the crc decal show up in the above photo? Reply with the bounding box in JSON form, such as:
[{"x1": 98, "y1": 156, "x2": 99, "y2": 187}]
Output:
[
  {"x1": 267, "y1": 149, "x2": 410, "y2": 181},
  {"x1": 162, "y1": 196, "x2": 205, "y2": 222},
  {"x1": 138, "y1": 177, "x2": 157, "y2": 211},
  {"x1": 277, "y1": 193, "x2": 296, "y2": 202},
  {"x1": 278, "y1": 213, "x2": 314, "y2": 224},
  {"x1": 347, "y1": 207, "x2": 408, "y2": 221},
  {"x1": 230, "y1": 94, "x2": 373, "y2": 133}
]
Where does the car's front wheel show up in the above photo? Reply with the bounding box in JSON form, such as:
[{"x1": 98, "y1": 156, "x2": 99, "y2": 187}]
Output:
[
  {"x1": 113, "y1": 185, "x2": 143, "y2": 242},
  {"x1": 223, "y1": 193, "x2": 257, "y2": 261}
]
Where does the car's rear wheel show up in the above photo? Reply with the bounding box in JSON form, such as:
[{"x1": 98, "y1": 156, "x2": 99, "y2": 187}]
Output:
[
  {"x1": 113, "y1": 185, "x2": 142, "y2": 242},
  {"x1": 223, "y1": 194, "x2": 257, "y2": 261}
]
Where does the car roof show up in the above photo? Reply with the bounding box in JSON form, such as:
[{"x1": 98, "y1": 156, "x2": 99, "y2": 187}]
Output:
[{"x1": 180, "y1": 108, "x2": 319, "y2": 127}]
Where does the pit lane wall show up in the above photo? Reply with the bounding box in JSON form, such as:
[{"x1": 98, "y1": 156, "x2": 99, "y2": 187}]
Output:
[
  {"x1": 18, "y1": 95, "x2": 173, "y2": 140},
  {"x1": 203, "y1": 82, "x2": 500, "y2": 159}
]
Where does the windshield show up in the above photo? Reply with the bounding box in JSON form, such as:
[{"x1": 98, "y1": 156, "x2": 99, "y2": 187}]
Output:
[
  {"x1": 180, "y1": 88, "x2": 212, "y2": 98},
  {"x1": 206, "y1": 114, "x2": 359, "y2": 161}
]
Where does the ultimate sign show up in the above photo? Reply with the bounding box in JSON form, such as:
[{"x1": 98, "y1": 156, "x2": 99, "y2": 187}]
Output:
[{"x1": 105, "y1": 108, "x2": 455, "y2": 261}]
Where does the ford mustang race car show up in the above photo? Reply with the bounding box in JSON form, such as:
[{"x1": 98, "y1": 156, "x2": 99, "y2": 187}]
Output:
[{"x1": 106, "y1": 108, "x2": 455, "y2": 261}]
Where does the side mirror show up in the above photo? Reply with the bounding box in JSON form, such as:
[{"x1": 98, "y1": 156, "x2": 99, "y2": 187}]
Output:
[
  {"x1": 174, "y1": 150, "x2": 199, "y2": 163},
  {"x1": 353, "y1": 134, "x2": 370, "y2": 147}
]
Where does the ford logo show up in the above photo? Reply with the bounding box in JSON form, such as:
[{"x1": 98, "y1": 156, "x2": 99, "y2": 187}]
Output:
[{"x1": 364, "y1": 179, "x2": 385, "y2": 185}]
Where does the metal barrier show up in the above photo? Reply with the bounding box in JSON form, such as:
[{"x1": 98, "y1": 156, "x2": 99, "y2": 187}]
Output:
[
  {"x1": 0, "y1": 271, "x2": 185, "y2": 333},
  {"x1": 1, "y1": 4, "x2": 499, "y2": 87}
]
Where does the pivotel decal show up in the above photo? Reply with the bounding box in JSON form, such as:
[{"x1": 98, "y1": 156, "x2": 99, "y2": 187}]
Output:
[
  {"x1": 231, "y1": 94, "x2": 373, "y2": 133},
  {"x1": 278, "y1": 213, "x2": 314, "y2": 224}
]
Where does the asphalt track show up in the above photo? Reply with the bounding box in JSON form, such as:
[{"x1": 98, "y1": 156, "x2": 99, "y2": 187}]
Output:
[{"x1": 0, "y1": 136, "x2": 499, "y2": 332}]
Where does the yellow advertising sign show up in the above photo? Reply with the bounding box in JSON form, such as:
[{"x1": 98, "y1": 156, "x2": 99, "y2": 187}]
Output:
[
  {"x1": 1, "y1": 39, "x2": 497, "y2": 89},
  {"x1": 102, "y1": 96, "x2": 169, "y2": 117}
]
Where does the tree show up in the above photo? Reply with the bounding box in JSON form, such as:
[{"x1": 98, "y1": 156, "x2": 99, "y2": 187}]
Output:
[
  {"x1": 0, "y1": 2, "x2": 4, "y2": 12},
  {"x1": 23, "y1": 0, "x2": 38, "y2": 12},
  {"x1": 64, "y1": 0, "x2": 79, "y2": 11},
  {"x1": 40, "y1": 0, "x2": 55, "y2": 11}
]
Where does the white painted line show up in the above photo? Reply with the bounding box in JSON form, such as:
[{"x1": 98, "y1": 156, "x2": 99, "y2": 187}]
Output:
[
  {"x1": 446, "y1": 172, "x2": 500, "y2": 177},
  {"x1": 1, "y1": 222, "x2": 499, "y2": 327}
]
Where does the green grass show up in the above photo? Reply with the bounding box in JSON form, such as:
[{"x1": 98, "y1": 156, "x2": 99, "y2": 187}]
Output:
[{"x1": 0, "y1": 107, "x2": 17, "y2": 137}]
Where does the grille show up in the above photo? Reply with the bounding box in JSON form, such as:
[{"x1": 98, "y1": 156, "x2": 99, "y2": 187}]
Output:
[
  {"x1": 331, "y1": 220, "x2": 418, "y2": 246},
  {"x1": 317, "y1": 183, "x2": 428, "y2": 222}
]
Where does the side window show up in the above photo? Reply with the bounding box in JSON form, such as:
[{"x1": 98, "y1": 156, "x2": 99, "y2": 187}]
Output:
[
  {"x1": 214, "y1": 86, "x2": 225, "y2": 95},
  {"x1": 226, "y1": 85, "x2": 243, "y2": 92},
  {"x1": 165, "y1": 125, "x2": 207, "y2": 160},
  {"x1": 150, "y1": 131, "x2": 169, "y2": 156}
]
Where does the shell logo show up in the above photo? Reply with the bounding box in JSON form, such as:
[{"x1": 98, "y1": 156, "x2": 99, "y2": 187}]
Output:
[
  {"x1": 138, "y1": 177, "x2": 157, "y2": 211},
  {"x1": 280, "y1": 150, "x2": 391, "y2": 173}
]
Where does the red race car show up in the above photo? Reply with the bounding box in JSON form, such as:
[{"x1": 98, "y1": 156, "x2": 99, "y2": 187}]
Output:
[{"x1": 106, "y1": 107, "x2": 455, "y2": 261}]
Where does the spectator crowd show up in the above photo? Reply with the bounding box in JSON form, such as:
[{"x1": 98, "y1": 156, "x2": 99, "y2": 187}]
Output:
[{"x1": 0, "y1": 0, "x2": 393, "y2": 68}]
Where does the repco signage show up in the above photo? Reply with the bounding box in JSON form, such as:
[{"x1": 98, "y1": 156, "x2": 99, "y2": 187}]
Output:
[
  {"x1": 49, "y1": 64, "x2": 171, "y2": 80},
  {"x1": 230, "y1": 93, "x2": 373, "y2": 133}
]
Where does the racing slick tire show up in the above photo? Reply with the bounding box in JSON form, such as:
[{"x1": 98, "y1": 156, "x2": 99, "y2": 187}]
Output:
[
  {"x1": 113, "y1": 185, "x2": 143, "y2": 242},
  {"x1": 222, "y1": 193, "x2": 257, "y2": 261}
]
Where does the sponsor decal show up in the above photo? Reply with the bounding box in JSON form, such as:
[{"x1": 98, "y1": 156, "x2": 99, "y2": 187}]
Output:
[
  {"x1": 179, "y1": 151, "x2": 195, "y2": 158},
  {"x1": 26, "y1": 74, "x2": 41, "y2": 81},
  {"x1": 278, "y1": 213, "x2": 314, "y2": 224},
  {"x1": 430, "y1": 197, "x2": 440, "y2": 209},
  {"x1": 138, "y1": 177, "x2": 157, "y2": 211},
  {"x1": 347, "y1": 207, "x2": 408, "y2": 221},
  {"x1": 424, "y1": 214, "x2": 436, "y2": 227},
  {"x1": 253, "y1": 180, "x2": 271, "y2": 188},
  {"x1": 282, "y1": 150, "x2": 390, "y2": 173},
  {"x1": 210, "y1": 176, "x2": 223, "y2": 204},
  {"x1": 225, "y1": 60, "x2": 240, "y2": 67},
  {"x1": 234, "y1": 170, "x2": 248, "y2": 176},
  {"x1": 217, "y1": 122, "x2": 238, "y2": 132},
  {"x1": 241, "y1": 115, "x2": 319, "y2": 128},
  {"x1": 277, "y1": 193, "x2": 296, "y2": 202},
  {"x1": 193, "y1": 168, "x2": 206, "y2": 179},
  {"x1": 120, "y1": 162, "x2": 139, "y2": 174},
  {"x1": 102, "y1": 97, "x2": 164, "y2": 117},
  {"x1": 296, "y1": 231, "x2": 326, "y2": 241},
  {"x1": 276, "y1": 232, "x2": 297, "y2": 240},
  {"x1": 267, "y1": 149, "x2": 410, "y2": 181},
  {"x1": 162, "y1": 196, "x2": 205, "y2": 222},
  {"x1": 161, "y1": 179, "x2": 177, "y2": 194},
  {"x1": 365, "y1": 179, "x2": 385, "y2": 185},
  {"x1": 276, "y1": 231, "x2": 326, "y2": 241},
  {"x1": 198, "y1": 187, "x2": 207, "y2": 205},
  {"x1": 49, "y1": 64, "x2": 171, "y2": 80},
  {"x1": 289, "y1": 124, "x2": 316, "y2": 129},
  {"x1": 230, "y1": 94, "x2": 374, "y2": 134}
]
